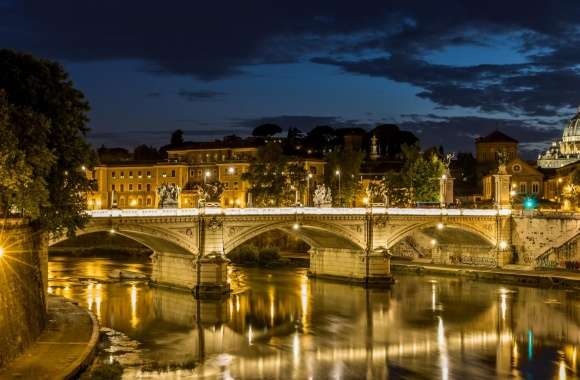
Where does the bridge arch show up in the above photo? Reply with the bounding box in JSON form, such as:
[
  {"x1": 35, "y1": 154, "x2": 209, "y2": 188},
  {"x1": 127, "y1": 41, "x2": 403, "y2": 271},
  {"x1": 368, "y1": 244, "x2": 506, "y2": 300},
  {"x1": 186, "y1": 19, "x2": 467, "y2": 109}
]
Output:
[
  {"x1": 224, "y1": 219, "x2": 365, "y2": 254},
  {"x1": 49, "y1": 223, "x2": 195, "y2": 255},
  {"x1": 387, "y1": 220, "x2": 497, "y2": 249}
]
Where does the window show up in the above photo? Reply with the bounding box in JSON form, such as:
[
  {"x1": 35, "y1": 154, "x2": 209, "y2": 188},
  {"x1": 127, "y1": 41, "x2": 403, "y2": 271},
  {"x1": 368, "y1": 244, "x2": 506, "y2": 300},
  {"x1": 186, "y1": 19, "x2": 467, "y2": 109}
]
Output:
[
  {"x1": 129, "y1": 184, "x2": 133, "y2": 191},
  {"x1": 146, "y1": 197, "x2": 152, "y2": 206},
  {"x1": 190, "y1": 170, "x2": 195, "y2": 176},
  {"x1": 147, "y1": 171, "x2": 151, "y2": 178},
  {"x1": 129, "y1": 171, "x2": 133, "y2": 178},
  {"x1": 146, "y1": 184, "x2": 151, "y2": 192},
  {"x1": 171, "y1": 170, "x2": 176, "y2": 177},
  {"x1": 519, "y1": 182, "x2": 527, "y2": 194},
  {"x1": 138, "y1": 184, "x2": 142, "y2": 191},
  {"x1": 532, "y1": 182, "x2": 540, "y2": 194},
  {"x1": 111, "y1": 184, "x2": 115, "y2": 191},
  {"x1": 120, "y1": 171, "x2": 124, "y2": 179},
  {"x1": 233, "y1": 181, "x2": 239, "y2": 190},
  {"x1": 138, "y1": 171, "x2": 142, "y2": 178},
  {"x1": 120, "y1": 184, "x2": 124, "y2": 192},
  {"x1": 112, "y1": 171, "x2": 116, "y2": 178}
]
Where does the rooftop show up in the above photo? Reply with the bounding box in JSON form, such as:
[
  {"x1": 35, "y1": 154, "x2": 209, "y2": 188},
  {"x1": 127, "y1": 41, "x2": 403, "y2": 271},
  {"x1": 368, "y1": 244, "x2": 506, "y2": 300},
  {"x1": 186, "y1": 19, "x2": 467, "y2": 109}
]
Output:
[{"x1": 475, "y1": 130, "x2": 518, "y2": 144}]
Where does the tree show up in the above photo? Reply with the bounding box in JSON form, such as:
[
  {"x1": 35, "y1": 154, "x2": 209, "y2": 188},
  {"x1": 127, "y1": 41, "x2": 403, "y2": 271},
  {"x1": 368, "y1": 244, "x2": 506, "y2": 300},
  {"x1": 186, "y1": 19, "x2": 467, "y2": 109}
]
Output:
[
  {"x1": 324, "y1": 150, "x2": 364, "y2": 206},
  {"x1": 242, "y1": 143, "x2": 304, "y2": 206},
  {"x1": 0, "y1": 92, "x2": 54, "y2": 218},
  {"x1": 0, "y1": 50, "x2": 96, "y2": 235},
  {"x1": 171, "y1": 129, "x2": 184, "y2": 145},
  {"x1": 97, "y1": 145, "x2": 131, "y2": 163},
  {"x1": 133, "y1": 144, "x2": 160, "y2": 161},
  {"x1": 305, "y1": 126, "x2": 338, "y2": 152},
  {"x1": 400, "y1": 145, "x2": 446, "y2": 203},
  {"x1": 252, "y1": 123, "x2": 282, "y2": 138}
]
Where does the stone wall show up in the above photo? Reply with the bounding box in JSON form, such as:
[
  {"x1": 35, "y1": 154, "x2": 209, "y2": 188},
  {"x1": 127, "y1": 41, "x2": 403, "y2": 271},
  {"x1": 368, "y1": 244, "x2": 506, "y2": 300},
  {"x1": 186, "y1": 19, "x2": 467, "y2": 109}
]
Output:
[
  {"x1": 0, "y1": 220, "x2": 47, "y2": 368},
  {"x1": 512, "y1": 214, "x2": 580, "y2": 265}
]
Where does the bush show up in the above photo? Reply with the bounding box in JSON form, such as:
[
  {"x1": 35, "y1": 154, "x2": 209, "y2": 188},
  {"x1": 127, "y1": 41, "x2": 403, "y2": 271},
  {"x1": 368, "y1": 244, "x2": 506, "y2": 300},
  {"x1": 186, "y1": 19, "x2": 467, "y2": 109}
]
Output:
[
  {"x1": 258, "y1": 247, "x2": 281, "y2": 265},
  {"x1": 227, "y1": 245, "x2": 259, "y2": 264}
]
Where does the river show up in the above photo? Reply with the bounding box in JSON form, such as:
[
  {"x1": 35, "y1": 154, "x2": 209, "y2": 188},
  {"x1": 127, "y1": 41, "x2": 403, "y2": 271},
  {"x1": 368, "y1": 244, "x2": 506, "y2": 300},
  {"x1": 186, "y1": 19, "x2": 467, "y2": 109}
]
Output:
[{"x1": 48, "y1": 255, "x2": 580, "y2": 379}]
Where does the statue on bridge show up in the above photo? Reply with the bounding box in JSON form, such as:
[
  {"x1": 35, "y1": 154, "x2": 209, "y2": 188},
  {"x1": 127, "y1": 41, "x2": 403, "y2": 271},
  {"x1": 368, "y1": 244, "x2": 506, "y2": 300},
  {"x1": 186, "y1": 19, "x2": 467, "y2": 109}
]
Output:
[
  {"x1": 195, "y1": 182, "x2": 225, "y2": 207},
  {"x1": 157, "y1": 183, "x2": 181, "y2": 208},
  {"x1": 313, "y1": 184, "x2": 332, "y2": 207}
]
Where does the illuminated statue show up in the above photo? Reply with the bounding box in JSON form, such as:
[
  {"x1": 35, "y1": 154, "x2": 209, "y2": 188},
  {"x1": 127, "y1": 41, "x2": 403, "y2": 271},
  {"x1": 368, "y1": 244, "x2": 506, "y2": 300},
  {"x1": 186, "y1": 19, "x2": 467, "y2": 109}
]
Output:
[
  {"x1": 313, "y1": 184, "x2": 332, "y2": 207},
  {"x1": 157, "y1": 183, "x2": 181, "y2": 208}
]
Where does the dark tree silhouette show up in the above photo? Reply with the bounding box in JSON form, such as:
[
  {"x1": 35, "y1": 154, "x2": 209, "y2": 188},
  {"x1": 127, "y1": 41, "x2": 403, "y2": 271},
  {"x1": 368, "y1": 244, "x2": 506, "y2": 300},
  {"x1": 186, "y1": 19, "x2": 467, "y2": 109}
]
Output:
[
  {"x1": 252, "y1": 123, "x2": 282, "y2": 137},
  {"x1": 171, "y1": 129, "x2": 184, "y2": 145}
]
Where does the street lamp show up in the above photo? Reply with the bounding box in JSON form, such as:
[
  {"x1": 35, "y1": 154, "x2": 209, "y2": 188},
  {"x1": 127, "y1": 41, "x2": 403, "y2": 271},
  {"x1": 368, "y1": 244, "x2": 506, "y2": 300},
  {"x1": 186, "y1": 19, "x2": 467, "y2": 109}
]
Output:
[
  {"x1": 306, "y1": 173, "x2": 313, "y2": 206},
  {"x1": 335, "y1": 169, "x2": 341, "y2": 207},
  {"x1": 0, "y1": 247, "x2": 4, "y2": 258},
  {"x1": 204, "y1": 170, "x2": 211, "y2": 185}
]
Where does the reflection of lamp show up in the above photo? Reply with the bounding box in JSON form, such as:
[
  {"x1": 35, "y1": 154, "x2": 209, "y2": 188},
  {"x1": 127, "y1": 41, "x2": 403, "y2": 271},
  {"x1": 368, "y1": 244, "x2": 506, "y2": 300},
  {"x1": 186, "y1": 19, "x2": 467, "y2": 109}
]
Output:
[{"x1": 436, "y1": 222, "x2": 444, "y2": 230}]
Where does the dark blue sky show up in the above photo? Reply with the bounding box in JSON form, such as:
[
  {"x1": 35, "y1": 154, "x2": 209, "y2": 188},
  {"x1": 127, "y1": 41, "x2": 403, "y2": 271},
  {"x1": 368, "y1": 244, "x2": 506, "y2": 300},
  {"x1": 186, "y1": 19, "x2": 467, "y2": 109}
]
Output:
[{"x1": 3, "y1": 1, "x2": 580, "y2": 156}]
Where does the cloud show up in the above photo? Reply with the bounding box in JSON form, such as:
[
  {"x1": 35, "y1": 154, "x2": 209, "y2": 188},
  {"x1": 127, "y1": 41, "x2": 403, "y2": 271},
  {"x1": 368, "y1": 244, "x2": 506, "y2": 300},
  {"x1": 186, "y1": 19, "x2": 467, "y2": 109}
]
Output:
[
  {"x1": 5, "y1": 1, "x2": 580, "y2": 118},
  {"x1": 177, "y1": 89, "x2": 227, "y2": 102},
  {"x1": 398, "y1": 114, "x2": 562, "y2": 158}
]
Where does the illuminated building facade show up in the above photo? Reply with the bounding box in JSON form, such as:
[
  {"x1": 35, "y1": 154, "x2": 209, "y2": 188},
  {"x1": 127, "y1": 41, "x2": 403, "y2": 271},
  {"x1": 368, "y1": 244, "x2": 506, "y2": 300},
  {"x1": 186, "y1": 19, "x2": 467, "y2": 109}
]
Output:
[{"x1": 538, "y1": 108, "x2": 580, "y2": 169}]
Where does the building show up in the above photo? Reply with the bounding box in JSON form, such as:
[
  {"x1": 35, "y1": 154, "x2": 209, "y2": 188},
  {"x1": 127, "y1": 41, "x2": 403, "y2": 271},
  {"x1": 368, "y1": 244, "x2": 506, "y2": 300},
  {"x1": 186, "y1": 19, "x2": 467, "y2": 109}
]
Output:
[
  {"x1": 482, "y1": 158, "x2": 544, "y2": 201},
  {"x1": 475, "y1": 131, "x2": 518, "y2": 163},
  {"x1": 87, "y1": 139, "x2": 326, "y2": 209},
  {"x1": 538, "y1": 107, "x2": 580, "y2": 169},
  {"x1": 542, "y1": 161, "x2": 580, "y2": 210}
]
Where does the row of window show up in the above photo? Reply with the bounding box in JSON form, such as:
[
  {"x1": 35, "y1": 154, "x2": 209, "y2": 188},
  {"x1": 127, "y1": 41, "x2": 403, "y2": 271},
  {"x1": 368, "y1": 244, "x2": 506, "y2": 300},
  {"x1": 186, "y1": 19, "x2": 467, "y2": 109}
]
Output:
[
  {"x1": 517, "y1": 182, "x2": 540, "y2": 194},
  {"x1": 116, "y1": 196, "x2": 153, "y2": 207},
  {"x1": 112, "y1": 183, "x2": 152, "y2": 192},
  {"x1": 111, "y1": 170, "x2": 177, "y2": 179}
]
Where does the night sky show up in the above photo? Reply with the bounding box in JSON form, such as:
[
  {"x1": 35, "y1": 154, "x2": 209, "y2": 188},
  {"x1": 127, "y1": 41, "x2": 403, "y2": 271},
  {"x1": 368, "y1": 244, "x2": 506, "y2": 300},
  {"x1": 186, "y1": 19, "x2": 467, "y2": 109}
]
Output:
[{"x1": 3, "y1": 1, "x2": 580, "y2": 157}]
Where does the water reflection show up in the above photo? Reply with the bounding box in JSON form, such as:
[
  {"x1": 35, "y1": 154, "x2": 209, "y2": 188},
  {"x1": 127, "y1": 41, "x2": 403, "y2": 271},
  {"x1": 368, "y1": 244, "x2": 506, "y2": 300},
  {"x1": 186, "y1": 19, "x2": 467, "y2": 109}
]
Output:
[{"x1": 48, "y1": 256, "x2": 580, "y2": 379}]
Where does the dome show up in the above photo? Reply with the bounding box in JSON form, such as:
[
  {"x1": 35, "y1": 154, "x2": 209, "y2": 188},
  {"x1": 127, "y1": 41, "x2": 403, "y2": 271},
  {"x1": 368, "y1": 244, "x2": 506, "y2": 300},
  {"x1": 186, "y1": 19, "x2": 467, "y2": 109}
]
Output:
[{"x1": 563, "y1": 107, "x2": 580, "y2": 141}]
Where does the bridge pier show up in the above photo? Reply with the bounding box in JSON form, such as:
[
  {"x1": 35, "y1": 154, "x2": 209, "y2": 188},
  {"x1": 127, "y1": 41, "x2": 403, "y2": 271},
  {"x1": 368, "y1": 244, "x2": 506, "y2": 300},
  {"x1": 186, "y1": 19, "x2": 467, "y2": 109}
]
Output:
[
  {"x1": 308, "y1": 247, "x2": 393, "y2": 285},
  {"x1": 150, "y1": 251, "x2": 230, "y2": 297}
]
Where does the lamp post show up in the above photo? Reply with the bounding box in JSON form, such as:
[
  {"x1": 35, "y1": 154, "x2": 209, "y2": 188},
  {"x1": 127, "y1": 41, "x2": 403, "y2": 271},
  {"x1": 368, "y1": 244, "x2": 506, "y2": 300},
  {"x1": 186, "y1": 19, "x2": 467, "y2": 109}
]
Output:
[
  {"x1": 307, "y1": 173, "x2": 313, "y2": 206},
  {"x1": 335, "y1": 169, "x2": 341, "y2": 207}
]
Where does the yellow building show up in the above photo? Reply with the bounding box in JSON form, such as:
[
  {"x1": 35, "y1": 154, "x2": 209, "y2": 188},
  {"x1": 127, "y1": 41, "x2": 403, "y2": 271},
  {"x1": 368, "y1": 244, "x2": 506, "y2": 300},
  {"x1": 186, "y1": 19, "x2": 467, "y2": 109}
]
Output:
[
  {"x1": 87, "y1": 140, "x2": 326, "y2": 209},
  {"x1": 482, "y1": 158, "x2": 544, "y2": 201}
]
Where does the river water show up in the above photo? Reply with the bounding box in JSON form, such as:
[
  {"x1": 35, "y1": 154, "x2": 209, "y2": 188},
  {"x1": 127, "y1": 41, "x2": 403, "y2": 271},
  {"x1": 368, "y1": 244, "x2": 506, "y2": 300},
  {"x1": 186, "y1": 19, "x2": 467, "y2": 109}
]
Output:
[{"x1": 48, "y1": 255, "x2": 580, "y2": 380}]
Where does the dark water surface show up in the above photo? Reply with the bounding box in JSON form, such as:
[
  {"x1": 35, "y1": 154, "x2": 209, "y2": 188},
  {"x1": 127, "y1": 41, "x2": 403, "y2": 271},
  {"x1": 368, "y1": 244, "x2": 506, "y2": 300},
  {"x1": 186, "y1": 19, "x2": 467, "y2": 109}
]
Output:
[{"x1": 49, "y1": 255, "x2": 580, "y2": 379}]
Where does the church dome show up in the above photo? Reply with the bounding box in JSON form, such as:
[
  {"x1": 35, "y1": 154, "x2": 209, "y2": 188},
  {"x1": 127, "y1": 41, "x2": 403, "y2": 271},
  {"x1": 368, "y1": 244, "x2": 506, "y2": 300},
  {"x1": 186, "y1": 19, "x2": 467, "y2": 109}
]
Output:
[{"x1": 562, "y1": 107, "x2": 580, "y2": 144}]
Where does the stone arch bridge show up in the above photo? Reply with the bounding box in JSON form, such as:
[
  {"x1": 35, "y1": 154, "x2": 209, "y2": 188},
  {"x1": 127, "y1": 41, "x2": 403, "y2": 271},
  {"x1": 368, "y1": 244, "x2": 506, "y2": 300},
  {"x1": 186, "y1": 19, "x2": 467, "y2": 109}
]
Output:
[{"x1": 50, "y1": 207, "x2": 513, "y2": 295}]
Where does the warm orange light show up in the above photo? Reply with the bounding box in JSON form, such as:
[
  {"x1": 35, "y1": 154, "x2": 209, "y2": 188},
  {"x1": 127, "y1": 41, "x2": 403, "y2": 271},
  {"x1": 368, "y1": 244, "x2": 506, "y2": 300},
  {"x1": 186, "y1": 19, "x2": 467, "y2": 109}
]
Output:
[{"x1": 0, "y1": 247, "x2": 4, "y2": 257}]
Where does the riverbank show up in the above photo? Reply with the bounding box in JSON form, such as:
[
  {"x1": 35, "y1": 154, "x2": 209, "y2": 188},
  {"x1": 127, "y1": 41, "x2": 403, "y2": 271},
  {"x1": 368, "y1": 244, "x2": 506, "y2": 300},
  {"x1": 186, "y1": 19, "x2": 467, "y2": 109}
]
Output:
[
  {"x1": 392, "y1": 260, "x2": 580, "y2": 289},
  {"x1": 0, "y1": 296, "x2": 99, "y2": 380}
]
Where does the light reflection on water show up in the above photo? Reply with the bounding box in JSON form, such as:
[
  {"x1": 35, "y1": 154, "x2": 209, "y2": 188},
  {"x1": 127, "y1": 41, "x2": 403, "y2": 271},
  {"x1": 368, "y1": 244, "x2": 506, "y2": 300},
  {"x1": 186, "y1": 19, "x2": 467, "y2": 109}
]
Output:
[{"x1": 48, "y1": 255, "x2": 580, "y2": 379}]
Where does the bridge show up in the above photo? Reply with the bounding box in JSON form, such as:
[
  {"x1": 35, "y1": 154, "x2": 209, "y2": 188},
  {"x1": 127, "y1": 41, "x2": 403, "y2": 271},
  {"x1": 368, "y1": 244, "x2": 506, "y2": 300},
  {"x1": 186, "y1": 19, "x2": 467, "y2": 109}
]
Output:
[{"x1": 50, "y1": 207, "x2": 517, "y2": 295}]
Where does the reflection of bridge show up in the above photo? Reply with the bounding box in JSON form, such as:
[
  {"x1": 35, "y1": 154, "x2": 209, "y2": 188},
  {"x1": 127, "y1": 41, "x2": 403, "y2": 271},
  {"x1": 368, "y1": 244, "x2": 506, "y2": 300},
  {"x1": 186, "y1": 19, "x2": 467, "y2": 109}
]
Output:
[{"x1": 50, "y1": 207, "x2": 514, "y2": 293}]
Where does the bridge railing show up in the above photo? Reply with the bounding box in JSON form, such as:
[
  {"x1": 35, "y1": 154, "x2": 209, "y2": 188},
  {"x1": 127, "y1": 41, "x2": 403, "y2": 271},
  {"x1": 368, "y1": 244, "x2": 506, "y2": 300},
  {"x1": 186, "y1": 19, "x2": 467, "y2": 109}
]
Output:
[{"x1": 86, "y1": 207, "x2": 512, "y2": 218}]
